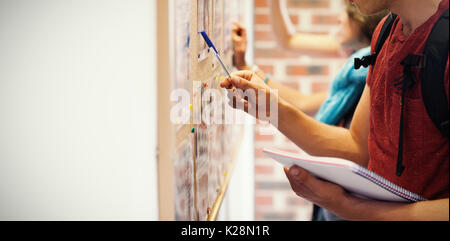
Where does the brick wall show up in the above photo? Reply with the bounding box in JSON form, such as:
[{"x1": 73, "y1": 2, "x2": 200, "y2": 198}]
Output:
[{"x1": 253, "y1": 0, "x2": 347, "y2": 221}]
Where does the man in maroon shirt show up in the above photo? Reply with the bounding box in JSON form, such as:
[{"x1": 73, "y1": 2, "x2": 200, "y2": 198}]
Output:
[{"x1": 221, "y1": 0, "x2": 449, "y2": 220}]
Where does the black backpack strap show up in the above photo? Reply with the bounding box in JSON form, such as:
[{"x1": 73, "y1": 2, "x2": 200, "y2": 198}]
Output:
[
  {"x1": 354, "y1": 13, "x2": 398, "y2": 70},
  {"x1": 395, "y1": 54, "x2": 422, "y2": 177},
  {"x1": 421, "y1": 9, "x2": 449, "y2": 139}
]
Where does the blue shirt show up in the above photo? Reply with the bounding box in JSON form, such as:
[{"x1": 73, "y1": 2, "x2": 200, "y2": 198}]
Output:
[{"x1": 314, "y1": 47, "x2": 371, "y2": 125}]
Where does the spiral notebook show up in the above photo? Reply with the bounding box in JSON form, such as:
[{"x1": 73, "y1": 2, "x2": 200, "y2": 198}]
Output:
[{"x1": 263, "y1": 148, "x2": 427, "y2": 202}]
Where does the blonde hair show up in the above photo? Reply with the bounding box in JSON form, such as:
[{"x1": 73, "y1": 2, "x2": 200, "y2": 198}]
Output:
[{"x1": 345, "y1": 1, "x2": 389, "y2": 42}]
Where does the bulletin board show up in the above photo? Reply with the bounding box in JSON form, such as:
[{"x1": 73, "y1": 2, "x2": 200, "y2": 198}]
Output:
[{"x1": 157, "y1": 0, "x2": 245, "y2": 221}]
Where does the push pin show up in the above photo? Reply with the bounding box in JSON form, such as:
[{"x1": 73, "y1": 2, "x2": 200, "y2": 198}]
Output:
[
  {"x1": 189, "y1": 104, "x2": 193, "y2": 110},
  {"x1": 191, "y1": 128, "x2": 195, "y2": 133},
  {"x1": 223, "y1": 171, "x2": 228, "y2": 177},
  {"x1": 203, "y1": 82, "x2": 208, "y2": 88},
  {"x1": 207, "y1": 207, "x2": 211, "y2": 215}
]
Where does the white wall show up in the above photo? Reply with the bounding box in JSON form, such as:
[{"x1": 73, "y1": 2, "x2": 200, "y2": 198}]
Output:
[{"x1": 0, "y1": 0, "x2": 158, "y2": 220}]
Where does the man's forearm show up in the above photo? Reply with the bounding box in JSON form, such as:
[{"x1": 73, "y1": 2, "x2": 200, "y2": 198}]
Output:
[
  {"x1": 278, "y1": 98, "x2": 368, "y2": 165},
  {"x1": 340, "y1": 195, "x2": 450, "y2": 221}
]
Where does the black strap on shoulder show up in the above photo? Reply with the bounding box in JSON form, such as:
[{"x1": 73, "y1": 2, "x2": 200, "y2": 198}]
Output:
[
  {"x1": 395, "y1": 54, "x2": 422, "y2": 177},
  {"x1": 354, "y1": 13, "x2": 398, "y2": 70},
  {"x1": 421, "y1": 9, "x2": 449, "y2": 139}
]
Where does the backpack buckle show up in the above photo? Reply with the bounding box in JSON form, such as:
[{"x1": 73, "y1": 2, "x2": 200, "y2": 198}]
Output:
[{"x1": 354, "y1": 54, "x2": 376, "y2": 70}]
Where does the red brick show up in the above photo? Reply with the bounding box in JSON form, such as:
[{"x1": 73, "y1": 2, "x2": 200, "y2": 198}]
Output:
[
  {"x1": 258, "y1": 65, "x2": 275, "y2": 75},
  {"x1": 256, "y1": 13, "x2": 299, "y2": 25},
  {"x1": 255, "y1": 14, "x2": 270, "y2": 25},
  {"x1": 312, "y1": 14, "x2": 340, "y2": 25},
  {"x1": 286, "y1": 65, "x2": 329, "y2": 76},
  {"x1": 255, "y1": 31, "x2": 274, "y2": 41},
  {"x1": 255, "y1": 196, "x2": 273, "y2": 206},
  {"x1": 255, "y1": 0, "x2": 269, "y2": 8},
  {"x1": 287, "y1": 0, "x2": 330, "y2": 9},
  {"x1": 254, "y1": 48, "x2": 300, "y2": 59},
  {"x1": 287, "y1": 66, "x2": 307, "y2": 75},
  {"x1": 312, "y1": 81, "x2": 330, "y2": 92},
  {"x1": 255, "y1": 165, "x2": 275, "y2": 175}
]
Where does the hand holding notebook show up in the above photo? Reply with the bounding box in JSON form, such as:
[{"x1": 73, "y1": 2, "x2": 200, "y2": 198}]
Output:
[{"x1": 263, "y1": 148, "x2": 426, "y2": 202}]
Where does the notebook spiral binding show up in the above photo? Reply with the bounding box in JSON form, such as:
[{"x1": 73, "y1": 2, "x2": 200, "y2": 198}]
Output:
[{"x1": 354, "y1": 166, "x2": 427, "y2": 202}]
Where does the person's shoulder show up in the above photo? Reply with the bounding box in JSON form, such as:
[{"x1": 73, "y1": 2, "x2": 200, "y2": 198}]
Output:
[{"x1": 370, "y1": 15, "x2": 391, "y2": 51}]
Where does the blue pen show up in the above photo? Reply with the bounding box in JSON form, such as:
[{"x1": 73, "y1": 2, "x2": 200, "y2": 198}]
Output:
[{"x1": 199, "y1": 30, "x2": 232, "y2": 78}]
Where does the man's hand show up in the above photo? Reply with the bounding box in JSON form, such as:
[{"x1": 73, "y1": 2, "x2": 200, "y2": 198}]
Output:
[
  {"x1": 220, "y1": 70, "x2": 278, "y2": 120},
  {"x1": 284, "y1": 165, "x2": 351, "y2": 219},
  {"x1": 232, "y1": 22, "x2": 248, "y2": 70}
]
